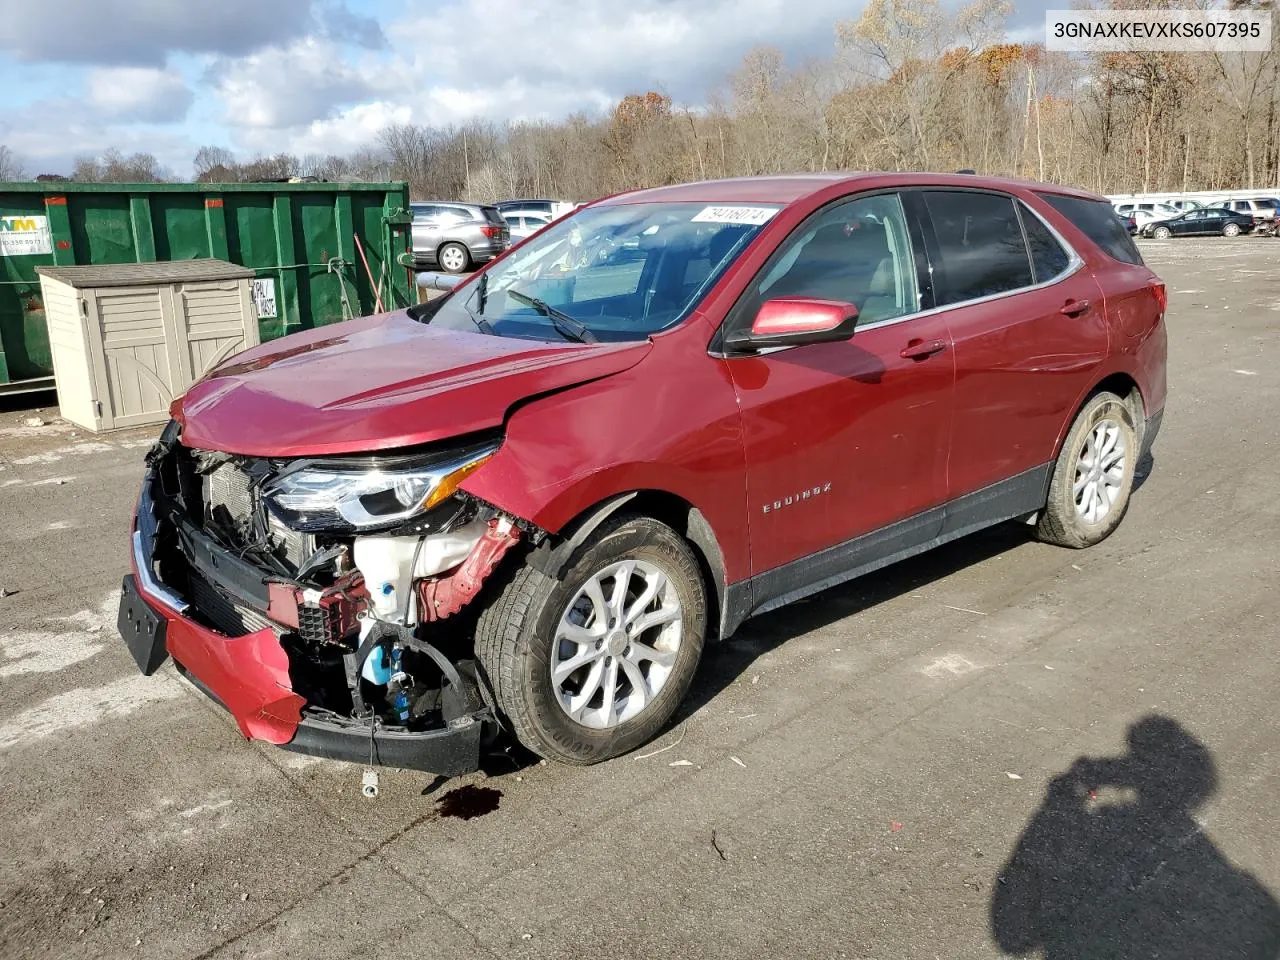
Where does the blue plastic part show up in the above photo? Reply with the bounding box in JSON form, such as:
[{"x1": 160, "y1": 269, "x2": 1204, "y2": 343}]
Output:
[{"x1": 360, "y1": 646, "x2": 393, "y2": 686}]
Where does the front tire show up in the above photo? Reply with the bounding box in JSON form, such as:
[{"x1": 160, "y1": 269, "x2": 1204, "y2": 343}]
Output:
[
  {"x1": 475, "y1": 514, "x2": 706, "y2": 764},
  {"x1": 1152, "y1": 226, "x2": 1172, "y2": 240},
  {"x1": 1036, "y1": 392, "x2": 1138, "y2": 549}
]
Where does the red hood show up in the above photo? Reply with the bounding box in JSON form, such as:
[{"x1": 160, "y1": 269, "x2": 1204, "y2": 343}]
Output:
[{"x1": 174, "y1": 311, "x2": 651, "y2": 456}]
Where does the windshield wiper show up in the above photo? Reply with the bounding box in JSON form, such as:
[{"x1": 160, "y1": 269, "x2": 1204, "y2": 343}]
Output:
[{"x1": 506, "y1": 288, "x2": 597, "y2": 343}]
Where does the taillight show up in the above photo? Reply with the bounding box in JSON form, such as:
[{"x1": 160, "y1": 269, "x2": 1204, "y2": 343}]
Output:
[
  {"x1": 1148, "y1": 278, "x2": 1167, "y2": 312},
  {"x1": 480, "y1": 225, "x2": 499, "y2": 239}
]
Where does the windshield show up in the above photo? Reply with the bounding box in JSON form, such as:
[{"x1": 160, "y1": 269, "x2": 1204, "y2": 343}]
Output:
[{"x1": 427, "y1": 201, "x2": 778, "y2": 342}]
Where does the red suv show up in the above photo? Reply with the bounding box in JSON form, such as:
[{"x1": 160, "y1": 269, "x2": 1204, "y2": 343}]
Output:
[{"x1": 118, "y1": 173, "x2": 1167, "y2": 772}]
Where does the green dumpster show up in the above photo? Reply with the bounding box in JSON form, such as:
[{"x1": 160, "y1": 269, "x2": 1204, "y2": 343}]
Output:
[{"x1": 0, "y1": 181, "x2": 416, "y2": 395}]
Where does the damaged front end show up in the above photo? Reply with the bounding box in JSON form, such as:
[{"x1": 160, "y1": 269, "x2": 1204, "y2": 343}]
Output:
[{"x1": 119, "y1": 420, "x2": 531, "y2": 774}]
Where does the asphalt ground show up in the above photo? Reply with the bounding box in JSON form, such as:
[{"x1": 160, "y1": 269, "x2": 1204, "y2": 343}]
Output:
[{"x1": 2, "y1": 237, "x2": 1278, "y2": 960}]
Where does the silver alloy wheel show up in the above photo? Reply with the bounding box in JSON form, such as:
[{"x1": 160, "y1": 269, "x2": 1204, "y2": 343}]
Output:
[
  {"x1": 550, "y1": 558, "x2": 683, "y2": 729},
  {"x1": 1074, "y1": 418, "x2": 1127, "y2": 524},
  {"x1": 1153, "y1": 226, "x2": 1171, "y2": 239},
  {"x1": 439, "y1": 244, "x2": 468, "y2": 271},
  {"x1": 1224, "y1": 222, "x2": 1241, "y2": 237}
]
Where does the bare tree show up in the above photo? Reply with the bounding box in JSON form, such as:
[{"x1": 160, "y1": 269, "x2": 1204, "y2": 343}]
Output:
[
  {"x1": 73, "y1": 148, "x2": 165, "y2": 182},
  {"x1": 194, "y1": 145, "x2": 237, "y2": 182},
  {"x1": 0, "y1": 145, "x2": 23, "y2": 181}
]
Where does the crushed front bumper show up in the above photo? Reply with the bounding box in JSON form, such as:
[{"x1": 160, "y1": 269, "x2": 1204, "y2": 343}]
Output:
[{"x1": 119, "y1": 472, "x2": 489, "y2": 776}]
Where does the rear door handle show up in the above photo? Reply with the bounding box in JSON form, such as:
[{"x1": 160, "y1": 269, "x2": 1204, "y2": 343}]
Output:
[
  {"x1": 1060, "y1": 299, "x2": 1091, "y2": 316},
  {"x1": 900, "y1": 338, "x2": 948, "y2": 360}
]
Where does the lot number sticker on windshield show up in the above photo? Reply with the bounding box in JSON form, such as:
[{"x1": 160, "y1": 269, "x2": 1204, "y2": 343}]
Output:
[{"x1": 691, "y1": 206, "x2": 779, "y2": 226}]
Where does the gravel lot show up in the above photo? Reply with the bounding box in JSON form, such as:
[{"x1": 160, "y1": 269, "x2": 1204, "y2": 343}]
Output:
[{"x1": 2, "y1": 238, "x2": 1278, "y2": 960}]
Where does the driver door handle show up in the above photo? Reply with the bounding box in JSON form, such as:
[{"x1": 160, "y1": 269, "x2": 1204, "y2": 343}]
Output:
[{"x1": 900, "y1": 338, "x2": 948, "y2": 360}]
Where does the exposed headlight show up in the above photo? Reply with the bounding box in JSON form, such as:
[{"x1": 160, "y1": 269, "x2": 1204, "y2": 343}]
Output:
[{"x1": 264, "y1": 441, "x2": 498, "y2": 532}]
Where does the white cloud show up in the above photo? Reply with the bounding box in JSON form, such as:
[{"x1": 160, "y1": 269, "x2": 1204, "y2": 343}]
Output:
[
  {"x1": 0, "y1": 0, "x2": 383, "y2": 66},
  {"x1": 5, "y1": 0, "x2": 870, "y2": 174},
  {"x1": 0, "y1": 97, "x2": 197, "y2": 176},
  {"x1": 211, "y1": 38, "x2": 388, "y2": 129},
  {"x1": 241, "y1": 100, "x2": 412, "y2": 156},
  {"x1": 208, "y1": 0, "x2": 853, "y2": 157},
  {"x1": 87, "y1": 66, "x2": 193, "y2": 123},
  {"x1": 0, "y1": 0, "x2": 314, "y2": 65},
  {"x1": 394, "y1": 0, "x2": 850, "y2": 101}
]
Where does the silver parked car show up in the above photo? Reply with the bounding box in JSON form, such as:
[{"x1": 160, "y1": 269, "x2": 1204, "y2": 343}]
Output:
[{"x1": 411, "y1": 202, "x2": 510, "y2": 273}]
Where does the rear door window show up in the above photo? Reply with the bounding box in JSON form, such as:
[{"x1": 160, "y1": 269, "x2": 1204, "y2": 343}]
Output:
[
  {"x1": 922, "y1": 191, "x2": 1033, "y2": 305},
  {"x1": 1037, "y1": 193, "x2": 1145, "y2": 266}
]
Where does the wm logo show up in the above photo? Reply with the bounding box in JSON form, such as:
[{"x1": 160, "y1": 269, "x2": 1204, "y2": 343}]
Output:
[{"x1": 0, "y1": 217, "x2": 41, "y2": 232}]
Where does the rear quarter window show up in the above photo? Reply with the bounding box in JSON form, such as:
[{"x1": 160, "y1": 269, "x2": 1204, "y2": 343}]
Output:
[
  {"x1": 1018, "y1": 204, "x2": 1072, "y2": 283},
  {"x1": 1037, "y1": 193, "x2": 1144, "y2": 266}
]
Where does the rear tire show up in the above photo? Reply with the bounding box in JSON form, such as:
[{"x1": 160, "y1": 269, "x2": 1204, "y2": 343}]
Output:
[
  {"x1": 475, "y1": 514, "x2": 706, "y2": 765},
  {"x1": 438, "y1": 242, "x2": 471, "y2": 274},
  {"x1": 1223, "y1": 222, "x2": 1242, "y2": 237},
  {"x1": 1036, "y1": 392, "x2": 1138, "y2": 549}
]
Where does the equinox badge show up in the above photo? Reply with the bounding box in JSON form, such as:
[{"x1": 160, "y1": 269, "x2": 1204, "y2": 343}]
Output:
[{"x1": 762, "y1": 483, "x2": 832, "y2": 514}]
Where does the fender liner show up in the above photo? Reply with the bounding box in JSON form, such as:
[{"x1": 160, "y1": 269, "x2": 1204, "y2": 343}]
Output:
[
  {"x1": 527, "y1": 492, "x2": 741, "y2": 642},
  {"x1": 528, "y1": 492, "x2": 638, "y2": 579}
]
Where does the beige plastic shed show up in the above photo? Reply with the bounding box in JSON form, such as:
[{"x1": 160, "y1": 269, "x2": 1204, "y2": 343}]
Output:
[{"x1": 36, "y1": 259, "x2": 259, "y2": 432}]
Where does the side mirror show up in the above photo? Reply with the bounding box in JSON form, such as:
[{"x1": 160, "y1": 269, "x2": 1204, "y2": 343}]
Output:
[{"x1": 724, "y1": 297, "x2": 859, "y2": 353}]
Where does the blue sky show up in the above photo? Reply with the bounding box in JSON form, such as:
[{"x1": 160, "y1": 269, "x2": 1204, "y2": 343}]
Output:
[{"x1": 0, "y1": 0, "x2": 1053, "y2": 178}]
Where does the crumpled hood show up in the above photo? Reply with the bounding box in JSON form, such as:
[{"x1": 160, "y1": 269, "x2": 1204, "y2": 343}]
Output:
[{"x1": 174, "y1": 311, "x2": 651, "y2": 457}]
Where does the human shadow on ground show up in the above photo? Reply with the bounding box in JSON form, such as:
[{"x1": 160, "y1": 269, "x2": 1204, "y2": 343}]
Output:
[{"x1": 991, "y1": 716, "x2": 1280, "y2": 959}]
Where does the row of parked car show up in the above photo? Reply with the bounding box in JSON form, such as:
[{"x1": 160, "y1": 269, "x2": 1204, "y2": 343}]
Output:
[
  {"x1": 410, "y1": 198, "x2": 579, "y2": 273},
  {"x1": 1115, "y1": 196, "x2": 1279, "y2": 239}
]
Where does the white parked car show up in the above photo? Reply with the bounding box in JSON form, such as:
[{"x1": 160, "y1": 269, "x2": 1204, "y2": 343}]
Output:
[
  {"x1": 1115, "y1": 202, "x2": 1182, "y2": 229},
  {"x1": 503, "y1": 211, "x2": 553, "y2": 243},
  {"x1": 1202, "y1": 197, "x2": 1278, "y2": 220},
  {"x1": 494, "y1": 199, "x2": 577, "y2": 222}
]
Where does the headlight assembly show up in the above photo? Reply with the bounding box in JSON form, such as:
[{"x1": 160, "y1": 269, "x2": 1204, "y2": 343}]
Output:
[{"x1": 263, "y1": 441, "x2": 499, "y2": 532}]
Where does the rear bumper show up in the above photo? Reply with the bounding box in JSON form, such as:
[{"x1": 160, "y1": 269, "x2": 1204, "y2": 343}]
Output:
[
  {"x1": 120, "y1": 472, "x2": 488, "y2": 775},
  {"x1": 468, "y1": 241, "x2": 506, "y2": 261}
]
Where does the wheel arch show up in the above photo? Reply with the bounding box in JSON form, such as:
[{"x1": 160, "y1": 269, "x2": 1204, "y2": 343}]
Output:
[
  {"x1": 1051, "y1": 371, "x2": 1146, "y2": 461},
  {"x1": 527, "y1": 488, "x2": 730, "y2": 643}
]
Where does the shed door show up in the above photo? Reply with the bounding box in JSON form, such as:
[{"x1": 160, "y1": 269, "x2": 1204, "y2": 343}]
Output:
[
  {"x1": 175, "y1": 280, "x2": 260, "y2": 382},
  {"x1": 90, "y1": 287, "x2": 181, "y2": 429}
]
